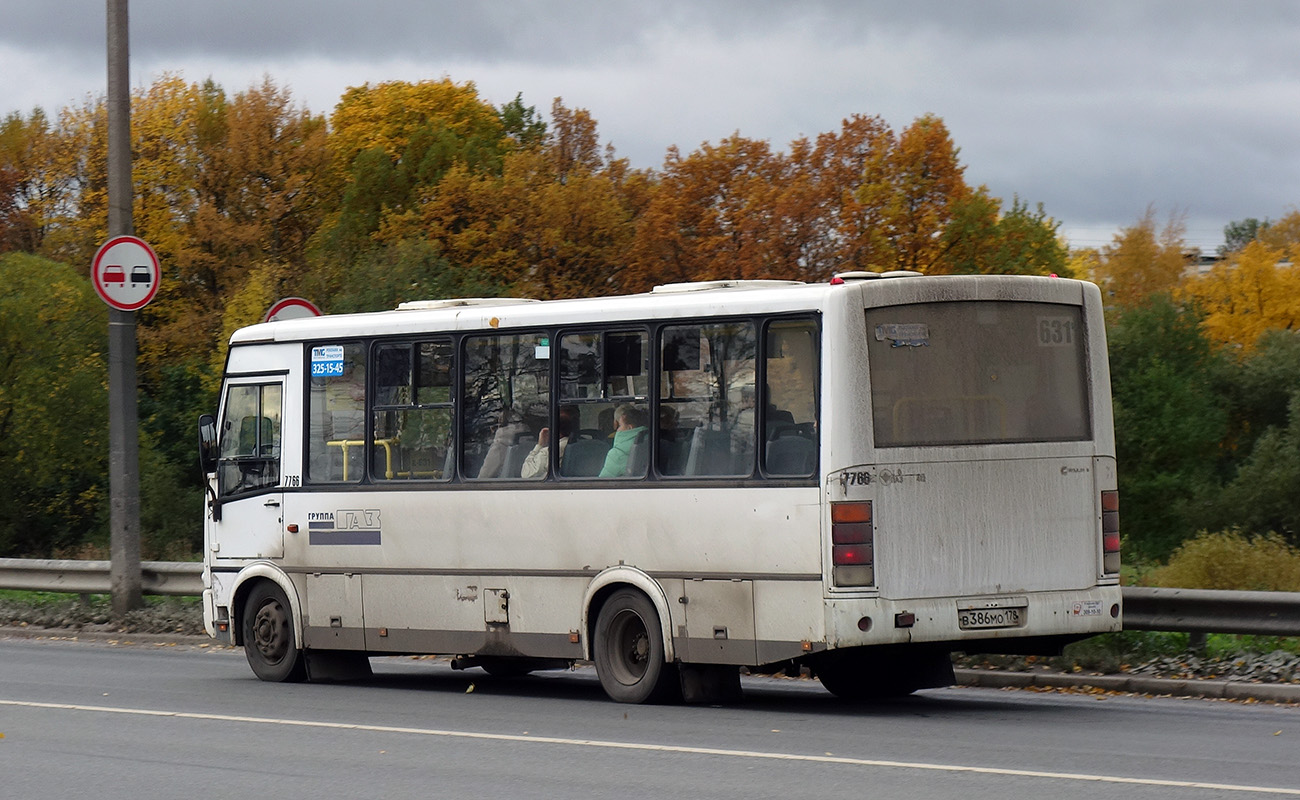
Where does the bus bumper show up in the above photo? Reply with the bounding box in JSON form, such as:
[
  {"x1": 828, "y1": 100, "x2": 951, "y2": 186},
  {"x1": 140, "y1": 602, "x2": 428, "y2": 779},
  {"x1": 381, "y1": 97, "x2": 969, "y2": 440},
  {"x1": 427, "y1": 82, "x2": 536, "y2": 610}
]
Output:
[{"x1": 824, "y1": 586, "x2": 1123, "y2": 652}]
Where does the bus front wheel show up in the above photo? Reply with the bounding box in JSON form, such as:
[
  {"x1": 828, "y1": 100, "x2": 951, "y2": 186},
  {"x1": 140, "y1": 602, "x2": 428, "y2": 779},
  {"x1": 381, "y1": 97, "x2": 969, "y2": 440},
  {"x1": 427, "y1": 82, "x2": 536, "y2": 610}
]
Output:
[
  {"x1": 593, "y1": 589, "x2": 678, "y2": 704},
  {"x1": 242, "y1": 581, "x2": 307, "y2": 683}
]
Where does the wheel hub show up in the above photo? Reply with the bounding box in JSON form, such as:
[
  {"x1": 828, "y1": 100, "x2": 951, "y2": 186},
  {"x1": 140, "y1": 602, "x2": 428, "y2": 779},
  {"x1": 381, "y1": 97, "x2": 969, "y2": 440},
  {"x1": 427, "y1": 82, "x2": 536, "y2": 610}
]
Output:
[{"x1": 252, "y1": 601, "x2": 288, "y2": 662}]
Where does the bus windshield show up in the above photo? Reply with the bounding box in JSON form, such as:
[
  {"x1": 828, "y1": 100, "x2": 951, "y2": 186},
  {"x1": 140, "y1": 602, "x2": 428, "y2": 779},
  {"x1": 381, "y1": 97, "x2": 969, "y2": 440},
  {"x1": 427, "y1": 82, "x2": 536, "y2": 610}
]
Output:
[{"x1": 866, "y1": 301, "x2": 1091, "y2": 447}]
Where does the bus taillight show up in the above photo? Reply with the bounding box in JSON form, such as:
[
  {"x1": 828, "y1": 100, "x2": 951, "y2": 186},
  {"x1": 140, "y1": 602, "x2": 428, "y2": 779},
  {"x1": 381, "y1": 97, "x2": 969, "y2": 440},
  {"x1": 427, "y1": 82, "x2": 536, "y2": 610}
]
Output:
[
  {"x1": 832, "y1": 501, "x2": 874, "y2": 587},
  {"x1": 1101, "y1": 490, "x2": 1120, "y2": 575}
]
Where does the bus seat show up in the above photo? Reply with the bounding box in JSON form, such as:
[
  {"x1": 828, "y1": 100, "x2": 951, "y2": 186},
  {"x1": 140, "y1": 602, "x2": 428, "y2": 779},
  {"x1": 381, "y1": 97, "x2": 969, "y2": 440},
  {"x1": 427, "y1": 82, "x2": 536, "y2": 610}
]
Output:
[
  {"x1": 657, "y1": 429, "x2": 691, "y2": 475},
  {"x1": 502, "y1": 434, "x2": 538, "y2": 479},
  {"x1": 560, "y1": 438, "x2": 611, "y2": 477},
  {"x1": 443, "y1": 444, "x2": 456, "y2": 479},
  {"x1": 624, "y1": 429, "x2": 649, "y2": 477},
  {"x1": 766, "y1": 421, "x2": 795, "y2": 441},
  {"x1": 684, "y1": 427, "x2": 734, "y2": 476},
  {"x1": 766, "y1": 434, "x2": 816, "y2": 476},
  {"x1": 238, "y1": 415, "x2": 272, "y2": 455}
]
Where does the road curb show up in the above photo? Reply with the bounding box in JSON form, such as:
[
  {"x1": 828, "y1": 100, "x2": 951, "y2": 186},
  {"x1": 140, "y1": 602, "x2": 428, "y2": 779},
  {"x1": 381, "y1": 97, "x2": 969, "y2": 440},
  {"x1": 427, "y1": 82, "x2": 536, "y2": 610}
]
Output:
[
  {"x1": 0, "y1": 626, "x2": 219, "y2": 647},
  {"x1": 954, "y1": 667, "x2": 1300, "y2": 703}
]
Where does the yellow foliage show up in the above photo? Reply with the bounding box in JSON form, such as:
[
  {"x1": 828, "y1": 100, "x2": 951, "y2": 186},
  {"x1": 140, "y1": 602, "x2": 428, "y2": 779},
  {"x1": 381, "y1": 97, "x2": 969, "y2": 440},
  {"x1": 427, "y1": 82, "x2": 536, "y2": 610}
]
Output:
[
  {"x1": 203, "y1": 262, "x2": 282, "y2": 394},
  {"x1": 1143, "y1": 530, "x2": 1300, "y2": 591},
  {"x1": 1068, "y1": 248, "x2": 1100, "y2": 283},
  {"x1": 1092, "y1": 207, "x2": 1190, "y2": 308},
  {"x1": 1177, "y1": 239, "x2": 1300, "y2": 351},
  {"x1": 329, "y1": 78, "x2": 503, "y2": 166}
]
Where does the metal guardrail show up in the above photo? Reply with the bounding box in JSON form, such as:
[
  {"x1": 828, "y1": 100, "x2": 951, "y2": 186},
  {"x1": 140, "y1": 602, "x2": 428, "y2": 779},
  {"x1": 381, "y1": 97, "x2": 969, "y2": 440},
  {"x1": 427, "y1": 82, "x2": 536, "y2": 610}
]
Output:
[
  {"x1": 1122, "y1": 586, "x2": 1300, "y2": 637},
  {"x1": 0, "y1": 560, "x2": 1297, "y2": 637},
  {"x1": 0, "y1": 558, "x2": 203, "y2": 597}
]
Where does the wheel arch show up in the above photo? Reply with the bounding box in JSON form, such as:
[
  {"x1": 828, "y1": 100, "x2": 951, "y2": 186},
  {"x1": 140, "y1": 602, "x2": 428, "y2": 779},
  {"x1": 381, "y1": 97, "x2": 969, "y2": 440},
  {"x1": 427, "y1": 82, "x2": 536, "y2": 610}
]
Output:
[
  {"x1": 581, "y1": 566, "x2": 677, "y2": 663},
  {"x1": 228, "y1": 563, "x2": 302, "y2": 648}
]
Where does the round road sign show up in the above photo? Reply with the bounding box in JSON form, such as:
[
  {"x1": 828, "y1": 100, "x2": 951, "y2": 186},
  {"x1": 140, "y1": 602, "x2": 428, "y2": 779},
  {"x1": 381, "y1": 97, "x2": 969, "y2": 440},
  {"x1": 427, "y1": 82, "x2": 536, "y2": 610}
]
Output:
[
  {"x1": 263, "y1": 296, "x2": 324, "y2": 322},
  {"x1": 92, "y1": 235, "x2": 160, "y2": 311}
]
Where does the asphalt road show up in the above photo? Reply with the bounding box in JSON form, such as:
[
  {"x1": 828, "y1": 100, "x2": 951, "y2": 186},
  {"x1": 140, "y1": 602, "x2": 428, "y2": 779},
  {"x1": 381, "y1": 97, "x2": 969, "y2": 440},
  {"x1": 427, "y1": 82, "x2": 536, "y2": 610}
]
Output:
[{"x1": 1, "y1": 637, "x2": 1298, "y2": 799}]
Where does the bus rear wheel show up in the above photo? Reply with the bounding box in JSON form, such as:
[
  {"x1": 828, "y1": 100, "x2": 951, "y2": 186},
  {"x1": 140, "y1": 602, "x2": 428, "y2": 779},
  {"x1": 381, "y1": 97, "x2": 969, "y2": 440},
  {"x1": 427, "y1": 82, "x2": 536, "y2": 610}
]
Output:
[
  {"x1": 242, "y1": 581, "x2": 307, "y2": 683},
  {"x1": 593, "y1": 589, "x2": 678, "y2": 704}
]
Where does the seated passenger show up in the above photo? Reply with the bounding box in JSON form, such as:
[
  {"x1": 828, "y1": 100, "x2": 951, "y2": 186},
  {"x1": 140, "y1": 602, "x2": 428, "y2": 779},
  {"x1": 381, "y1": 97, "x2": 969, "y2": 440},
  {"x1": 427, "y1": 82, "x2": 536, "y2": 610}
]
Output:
[
  {"x1": 521, "y1": 405, "x2": 577, "y2": 479},
  {"x1": 598, "y1": 404, "x2": 647, "y2": 478}
]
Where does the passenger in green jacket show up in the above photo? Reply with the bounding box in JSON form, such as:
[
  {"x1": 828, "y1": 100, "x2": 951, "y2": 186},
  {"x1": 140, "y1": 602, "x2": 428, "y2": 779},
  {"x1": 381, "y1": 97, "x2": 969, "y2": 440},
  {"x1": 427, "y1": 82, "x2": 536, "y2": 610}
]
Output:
[{"x1": 598, "y1": 404, "x2": 648, "y2": 477}]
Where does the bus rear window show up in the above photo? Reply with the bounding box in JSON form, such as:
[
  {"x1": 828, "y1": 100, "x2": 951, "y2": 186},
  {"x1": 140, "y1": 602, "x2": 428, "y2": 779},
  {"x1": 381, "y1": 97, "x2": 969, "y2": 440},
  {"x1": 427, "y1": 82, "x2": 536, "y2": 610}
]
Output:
[{"x1": 866, "y1": 301, "x2": 1090, "y2": 447}]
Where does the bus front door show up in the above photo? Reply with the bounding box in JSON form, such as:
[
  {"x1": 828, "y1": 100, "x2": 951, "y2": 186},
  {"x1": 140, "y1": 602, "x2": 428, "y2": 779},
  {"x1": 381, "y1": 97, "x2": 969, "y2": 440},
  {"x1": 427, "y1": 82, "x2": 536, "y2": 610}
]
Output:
[{"x1": 210, "y1": 381, "x2": 286, "y2": 561}]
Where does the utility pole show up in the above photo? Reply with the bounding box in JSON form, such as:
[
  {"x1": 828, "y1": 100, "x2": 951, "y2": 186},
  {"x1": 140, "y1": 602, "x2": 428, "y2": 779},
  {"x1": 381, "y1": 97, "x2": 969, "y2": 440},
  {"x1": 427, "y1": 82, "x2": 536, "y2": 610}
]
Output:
[{"x1": 106, "y1": 0, "x2": 143, "y2": 615}]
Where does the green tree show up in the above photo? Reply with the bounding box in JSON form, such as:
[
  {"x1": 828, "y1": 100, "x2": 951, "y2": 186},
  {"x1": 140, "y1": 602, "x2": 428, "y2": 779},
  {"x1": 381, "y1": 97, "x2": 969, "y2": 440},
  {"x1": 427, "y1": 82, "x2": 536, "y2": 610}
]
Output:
[
  {"x1": 1218, "y1": 217, "x2": 1269, "y2": 256},
  {"x1": 1214, "y1": 395, "x2": 1300, "y2": 544},
  {"x1": 1205, "y1": 329, "x2": 1300, "y2": 543},
  {"x1": 0, "y1": 253, "x2": 108, "y2": 555},
  {"x1": 1106, "y1": 295, "x2": 1229, "y2": 561},
  {"x1": 939, "y1": 191, "x2": 1068, "y2": 276},
  {"x1": 0, "y1": 253, "x2": 206, "y2": 558}
]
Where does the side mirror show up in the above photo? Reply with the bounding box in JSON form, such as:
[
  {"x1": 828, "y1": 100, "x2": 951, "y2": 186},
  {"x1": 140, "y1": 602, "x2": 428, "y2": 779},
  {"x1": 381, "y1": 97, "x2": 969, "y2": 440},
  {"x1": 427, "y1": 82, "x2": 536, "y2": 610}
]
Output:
[{"x1": 198, "y1": 414, "x2": 218, "y2": 474}]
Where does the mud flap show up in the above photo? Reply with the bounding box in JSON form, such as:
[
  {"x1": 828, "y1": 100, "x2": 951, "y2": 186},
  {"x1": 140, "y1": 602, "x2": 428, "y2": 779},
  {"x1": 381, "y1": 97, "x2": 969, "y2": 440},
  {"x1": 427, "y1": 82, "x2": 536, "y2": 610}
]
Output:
[
  {"x1": 678, "y1": 663, "x2": 743, "y2": 704},
  {"x1": 304, "y1": 650, "x2": 373, "y2": 682}
]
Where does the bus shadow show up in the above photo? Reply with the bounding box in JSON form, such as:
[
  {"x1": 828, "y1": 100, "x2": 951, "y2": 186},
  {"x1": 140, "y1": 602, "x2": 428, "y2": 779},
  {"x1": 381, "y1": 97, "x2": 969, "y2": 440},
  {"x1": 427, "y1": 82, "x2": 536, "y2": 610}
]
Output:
[{"x1": 341, "y1": 659, "x2": 1070, "y2": 719}]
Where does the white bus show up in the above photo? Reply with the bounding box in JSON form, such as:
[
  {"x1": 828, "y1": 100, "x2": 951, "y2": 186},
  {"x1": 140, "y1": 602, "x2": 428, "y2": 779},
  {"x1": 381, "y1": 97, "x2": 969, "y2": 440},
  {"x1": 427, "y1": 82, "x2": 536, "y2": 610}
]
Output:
[{"x1": 198, "y1": 272, "x2": 1122, "y2": 703}]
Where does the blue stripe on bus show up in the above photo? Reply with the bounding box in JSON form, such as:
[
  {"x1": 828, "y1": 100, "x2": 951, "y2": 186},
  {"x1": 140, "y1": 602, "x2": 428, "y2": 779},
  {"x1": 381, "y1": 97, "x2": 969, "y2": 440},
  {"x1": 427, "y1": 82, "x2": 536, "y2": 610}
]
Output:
[{"x1": 309, "y1": 530, "x2": 381, "y2": 546}]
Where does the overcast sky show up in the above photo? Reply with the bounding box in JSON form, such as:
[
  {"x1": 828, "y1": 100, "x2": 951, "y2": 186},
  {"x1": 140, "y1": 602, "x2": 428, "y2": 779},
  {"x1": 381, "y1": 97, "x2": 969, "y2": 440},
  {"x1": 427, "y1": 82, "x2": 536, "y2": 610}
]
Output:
[{"x1": 3, "y1": 1, "x2": 1298, "y2": 253}]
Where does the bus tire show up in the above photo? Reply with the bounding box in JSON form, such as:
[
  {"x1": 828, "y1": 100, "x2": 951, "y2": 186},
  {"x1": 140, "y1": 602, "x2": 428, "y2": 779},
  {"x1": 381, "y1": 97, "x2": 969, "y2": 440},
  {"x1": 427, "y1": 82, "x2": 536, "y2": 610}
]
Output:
[
  {"x1": 242, "y1": 581, "x2": 307, "y2": 683},
  {"x1": 593, "y1": 589, "x2": 678, "y2": 704}
]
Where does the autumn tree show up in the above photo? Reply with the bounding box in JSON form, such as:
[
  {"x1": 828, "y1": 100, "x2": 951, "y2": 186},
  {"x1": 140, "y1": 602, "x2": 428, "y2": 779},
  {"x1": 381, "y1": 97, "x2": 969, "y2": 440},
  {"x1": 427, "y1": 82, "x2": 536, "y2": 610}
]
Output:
[
  {"x1": 1091, "y1": 206, "x2": 1193, "y2": 308},
  {"x1": 1178, "y1": 238, "x2": 1300, "y2": 350},
  {"x1": 773, "y1": 114, "x2": 895, "y2": 279},
  {"x1": 627, "y1": 135, "x2": 787, "y2": 288},
  {"x1": 0, "y1": 110, "x2": 49, "y2": 253},
  {"x1": 311, "y1": 78, "x2": 525, "y2": 304},
  {"x1": 0, "y1": 106, "x2": 95, "y2": 260},
  {"x1": 420, "y1": 100, "x2": 639, "y2": 299},
  {"x1": 882, "y1": 114, "x2": 971, "y2": 272}
]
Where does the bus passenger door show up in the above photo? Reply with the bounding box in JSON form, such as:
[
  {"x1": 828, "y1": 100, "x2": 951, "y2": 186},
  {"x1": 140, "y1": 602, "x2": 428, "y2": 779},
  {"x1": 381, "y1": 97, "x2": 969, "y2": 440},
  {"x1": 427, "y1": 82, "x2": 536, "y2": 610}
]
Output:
[{"x1": 210, "y1": 381, "x2": 285, "y2": 560}]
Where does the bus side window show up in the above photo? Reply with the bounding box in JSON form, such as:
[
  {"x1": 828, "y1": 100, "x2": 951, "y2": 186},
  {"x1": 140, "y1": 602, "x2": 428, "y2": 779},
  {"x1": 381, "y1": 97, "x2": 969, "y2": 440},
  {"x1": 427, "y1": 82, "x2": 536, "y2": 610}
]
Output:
[
  {"x1": 372, "y1": 340, "x2": 454, "y2": 480},
  {"x1": 559, "y1": 330, "x2": 649, "y2": 480},
  {"x1": 307, "y1": 342, "x2": 366, "y2": 483},
  {"x1": 660, "y1": 321, "x2": 757, "y2": 477},
  {"x1": 763, "y1": 318, "x2": 819, "y2": 477},
  {"x1": 462, "y1": 332, "x2": 549, "y2": 480}
]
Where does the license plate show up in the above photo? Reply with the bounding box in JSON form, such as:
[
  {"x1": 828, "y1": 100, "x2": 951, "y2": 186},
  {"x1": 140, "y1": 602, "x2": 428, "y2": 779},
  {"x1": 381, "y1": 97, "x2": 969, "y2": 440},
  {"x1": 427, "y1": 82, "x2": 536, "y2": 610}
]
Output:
[{"x1": 957, "y1": 605, "x2": 1026, "y2": 630}]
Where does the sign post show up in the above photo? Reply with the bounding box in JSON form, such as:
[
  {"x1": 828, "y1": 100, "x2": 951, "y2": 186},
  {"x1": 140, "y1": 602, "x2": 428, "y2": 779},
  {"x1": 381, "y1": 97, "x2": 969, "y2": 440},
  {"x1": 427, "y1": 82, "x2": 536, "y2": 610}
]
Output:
[{"x1": 105, "y1": 0, "x2": 144, "y2": 617}]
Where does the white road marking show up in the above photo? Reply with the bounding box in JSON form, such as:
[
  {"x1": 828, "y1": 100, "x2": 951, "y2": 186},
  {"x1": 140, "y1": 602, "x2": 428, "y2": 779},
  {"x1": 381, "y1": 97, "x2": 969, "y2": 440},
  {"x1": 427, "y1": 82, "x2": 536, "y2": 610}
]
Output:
[{"x1": 2, "y1": 698, "x2": 1297, "y2": 796}]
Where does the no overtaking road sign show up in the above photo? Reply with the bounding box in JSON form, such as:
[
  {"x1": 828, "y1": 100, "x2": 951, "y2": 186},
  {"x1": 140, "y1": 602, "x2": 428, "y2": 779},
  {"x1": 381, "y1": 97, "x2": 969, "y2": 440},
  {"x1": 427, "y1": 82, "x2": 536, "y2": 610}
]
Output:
[{"x1": 92, "y1": 235, "x2": 160, "y2": 311}]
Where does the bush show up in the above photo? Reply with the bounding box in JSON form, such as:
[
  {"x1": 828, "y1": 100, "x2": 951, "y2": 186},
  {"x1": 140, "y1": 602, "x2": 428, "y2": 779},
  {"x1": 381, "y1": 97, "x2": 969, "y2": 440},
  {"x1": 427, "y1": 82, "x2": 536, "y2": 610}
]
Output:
[{"x1": 1142, "y1": 529, "x2": 1300, "y2": 591}]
